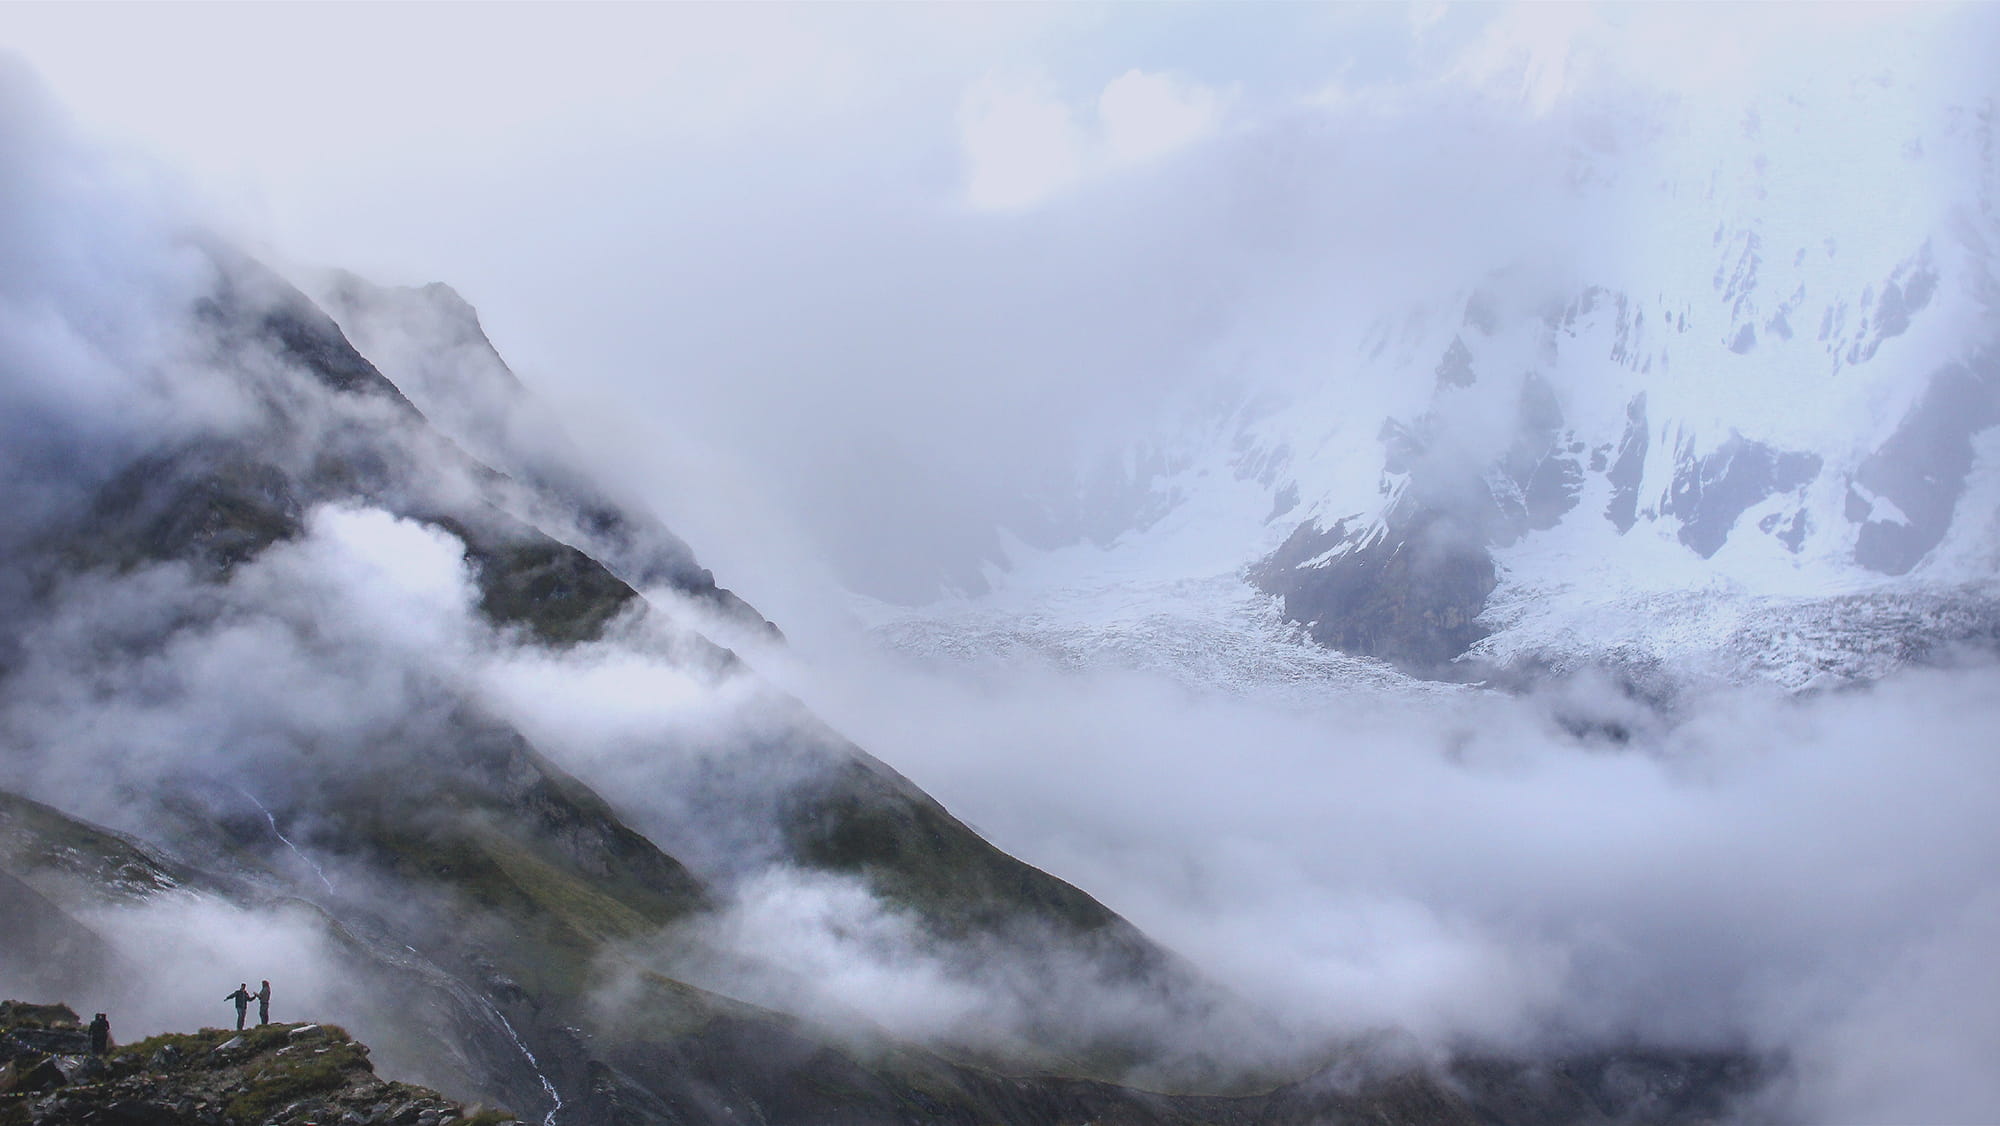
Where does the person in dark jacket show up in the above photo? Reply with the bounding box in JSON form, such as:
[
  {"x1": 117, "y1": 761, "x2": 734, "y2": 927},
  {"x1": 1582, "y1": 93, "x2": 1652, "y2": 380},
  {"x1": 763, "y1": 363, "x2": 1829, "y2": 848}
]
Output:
[
  {"x1": 256, "y1": 981, "x2": 271, "y2": 1026},
  {"x1": 225, "y1": 983, "x2": 252, "y2": 1030},
  {"x1": 88, "y1": 1013, "x2": 109, "y2": 1055}
]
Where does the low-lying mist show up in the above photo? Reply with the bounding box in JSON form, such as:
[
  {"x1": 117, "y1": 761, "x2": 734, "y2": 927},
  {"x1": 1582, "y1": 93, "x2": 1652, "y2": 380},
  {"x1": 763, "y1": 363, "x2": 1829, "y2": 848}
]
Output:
[
  {"x1": 7, "y1": 487, "x2": 1989, "y2": 1119},
  {"x1": 719, "y1": 620, "x2": 2000, "y2": 1121}
]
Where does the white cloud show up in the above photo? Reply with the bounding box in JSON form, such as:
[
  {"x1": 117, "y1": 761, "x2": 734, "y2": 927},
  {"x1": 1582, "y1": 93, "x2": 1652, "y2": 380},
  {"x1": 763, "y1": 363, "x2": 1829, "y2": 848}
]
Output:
[
  {"x1": 1098, "y1": 69, "x2": 1224, "y2": 167},
  {"x1": 959, "y1": 68, "x2": 1224, "y2": 210},
  {"x1": 958, "y1": 74, "x2": 1088, "y2": 211},
  {"x1": 755, "y1": 624, "x2": 2000, "y2": 1116}
]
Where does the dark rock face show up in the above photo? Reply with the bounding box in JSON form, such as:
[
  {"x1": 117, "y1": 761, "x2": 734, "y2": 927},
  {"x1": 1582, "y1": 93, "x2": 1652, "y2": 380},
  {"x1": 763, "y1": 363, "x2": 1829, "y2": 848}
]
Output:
[
  {"x1": 1255, "y1": 370, "x2": 1586, "y2": 673},
  {"x1": 1851, "y1": 352, "x2": 2000, "y2": 575},
  {"x1": 40, "y1": 254, "x2": 658, "y2": 648},
  {"x1": 1524, "y1": 453, "x2": 1585, "y2": 532},
  {"x1": 309, "y1": 270, "x2": 777, "y2": 638},
  {"x1": 1661, "y1": 432, "x2": 1821, "y2": 558},
  {"x1": 1254, "y1": 507, "x2": 1497, "y2": 674},
  {"x1": 197, "y1": 251, "x2": 417, "y2": 412},
  {"x1": 1436, "y1": 335, "x2": 1478, "y2": 388},
  {"x1": 1256, "y1": 255, "x2": 1958, "y2": 670},
  {"x1": 0, "y1": 1054, "x2": 69, "y2": 1097},
  {"x1": 1758, "y1": 509, "x2": 1813, "y2": 554},
  {"x1": 1264, "y1": 481, "x2": 1299, "y2": 524},
  {"x1": 1250, "y1": 250, "x2": 1983, "y2": 670},
  {"x1": 1499, "y1": 374, "x2": 1582, "y2": 538},
  {"x1": 66, "y1": 431, "x2": 645, "y2": 647},
  {"x1": 1841, "y1": 246, "x2": 1940, "y2": 366},
  {"x1": 69, "y1": 443, "x2": 305, "y2": 574},
  {"x1": 1606, "y1": 393, "x2": 1650, "y2": 533},
  {"x1": 426, "y1": 516, "x2": 642, "y2": 647}
]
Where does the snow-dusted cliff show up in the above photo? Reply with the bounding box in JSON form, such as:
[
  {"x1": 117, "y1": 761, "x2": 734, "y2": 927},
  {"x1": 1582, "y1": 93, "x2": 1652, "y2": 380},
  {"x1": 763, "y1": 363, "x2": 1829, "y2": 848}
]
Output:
[{"x1": 874, "y1": 37, "x2": 2000, "y2": 690}]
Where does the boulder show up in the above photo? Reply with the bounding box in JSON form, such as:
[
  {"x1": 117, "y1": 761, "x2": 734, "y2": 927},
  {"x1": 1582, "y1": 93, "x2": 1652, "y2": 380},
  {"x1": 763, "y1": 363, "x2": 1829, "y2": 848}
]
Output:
[
  {"x1": 0, "y1": 1053, "x2": 66, "y2": 1094},
  {"x1": 52, "y1": 1053, "x2": 105, "y2": 1084}
]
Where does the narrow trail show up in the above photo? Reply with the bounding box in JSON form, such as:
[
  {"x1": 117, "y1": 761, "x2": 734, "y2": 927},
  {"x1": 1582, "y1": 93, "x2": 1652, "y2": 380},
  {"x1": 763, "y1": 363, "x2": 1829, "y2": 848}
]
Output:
[{"x1": 233, "y1": 786, "x2": 336, "y2": 895}]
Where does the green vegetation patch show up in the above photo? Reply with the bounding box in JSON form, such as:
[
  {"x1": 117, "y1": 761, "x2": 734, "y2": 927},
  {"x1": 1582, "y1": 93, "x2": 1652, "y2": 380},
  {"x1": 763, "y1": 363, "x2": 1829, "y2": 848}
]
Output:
[
  {"x1": 359, "y1": 811, "x2": 658, "y2": 998},
  {"x1": 65, "y1": 446, "x2": 304, "y2": 576},
  {"x1": 0, "y1": 1001, "x2": 78, "y2": 1029},
  {"x1": 115, "y1": 1027, "x2": 223, "y2": 1063},
  {"x1": 221, "y1": 1031, "x2": 372, "y2": 1123},
  {"x1": 434, "y1": 521, "x2": 637, "y2": 646},
  {"x1": 476, "y1": 538, "x2": 632, "y2": 644},
  {"x1": 784, "y1": 759, "x2": 1119, "y2": 940}
]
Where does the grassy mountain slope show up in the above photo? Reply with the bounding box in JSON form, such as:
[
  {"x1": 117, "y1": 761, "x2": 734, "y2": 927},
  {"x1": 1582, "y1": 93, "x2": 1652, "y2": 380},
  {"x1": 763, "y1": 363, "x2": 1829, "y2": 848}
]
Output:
[{"x1": 0, "y1": 247, "x2": 1769, "y2": 1123}]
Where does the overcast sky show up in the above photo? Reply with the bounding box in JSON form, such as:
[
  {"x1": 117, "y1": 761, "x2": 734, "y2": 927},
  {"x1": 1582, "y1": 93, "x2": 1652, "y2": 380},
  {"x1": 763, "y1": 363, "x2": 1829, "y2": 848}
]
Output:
[
  {"x1": 11, "y1": 2, "x2": 1983, "y2": 614},
  {"x1": 0, "y1": 3, "x2": 1421, "y2": 607}
]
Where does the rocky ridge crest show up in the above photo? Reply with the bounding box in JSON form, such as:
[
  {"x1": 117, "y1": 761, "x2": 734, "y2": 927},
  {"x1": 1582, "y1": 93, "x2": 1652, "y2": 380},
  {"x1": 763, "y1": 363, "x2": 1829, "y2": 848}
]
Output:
[{"x1": 0, "y1": 1001, "x2": 514, "y2": 1126}]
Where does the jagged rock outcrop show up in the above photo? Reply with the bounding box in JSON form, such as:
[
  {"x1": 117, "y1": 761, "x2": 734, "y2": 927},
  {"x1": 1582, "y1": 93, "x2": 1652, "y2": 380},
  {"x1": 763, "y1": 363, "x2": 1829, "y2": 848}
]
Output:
[
  {"x1": 0, "y1": 1002, "x2": 515, "y2": 1126},
  {"x1": 1247, "y1": 245, "x2": 1992, "y2": 677},
  {"x1": 309, "y1": 270, "x2": 775, "y2": 637},
  {"x1": 1850, "y1": 350, "x2": 2000, "y2": 575},
  {"x1": 1253, "y1": 506, "x2": 1496, "y2": 674}
]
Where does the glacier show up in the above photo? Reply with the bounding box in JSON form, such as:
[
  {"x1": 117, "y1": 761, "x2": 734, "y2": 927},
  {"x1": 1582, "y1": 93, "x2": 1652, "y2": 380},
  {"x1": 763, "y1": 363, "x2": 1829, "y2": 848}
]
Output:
[{"x1": 865, "y1": 41, "x2": 2000, "y2": 693}]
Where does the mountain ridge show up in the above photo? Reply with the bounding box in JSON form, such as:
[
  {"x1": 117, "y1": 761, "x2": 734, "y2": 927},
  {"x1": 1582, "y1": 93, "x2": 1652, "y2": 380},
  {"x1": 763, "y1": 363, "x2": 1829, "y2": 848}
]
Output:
[
  {"x1": 843, "y1": 74, "x2": 1999, "y2": 687},
  {"x1": 0, "y1": 223, "x2": 1770, "y2": 1121}
]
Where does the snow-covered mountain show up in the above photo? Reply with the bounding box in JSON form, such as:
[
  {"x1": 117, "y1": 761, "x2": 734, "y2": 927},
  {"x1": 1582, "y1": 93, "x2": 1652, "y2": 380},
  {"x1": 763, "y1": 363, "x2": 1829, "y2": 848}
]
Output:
[{"x1": 878, "y1": 58, "x2": 2000, "y2": 691}]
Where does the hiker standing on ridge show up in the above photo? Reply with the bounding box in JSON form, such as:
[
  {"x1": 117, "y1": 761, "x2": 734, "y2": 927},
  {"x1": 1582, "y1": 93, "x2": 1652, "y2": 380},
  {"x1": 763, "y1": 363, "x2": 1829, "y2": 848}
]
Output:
[
  {"x1": 256, "y1": 980, "x2": 271, "y2": 1026},
  {"x1": 88, "y1": 1013, "x2": 109, "y2": 1055},
  {"x1": 225, "y1": 983, "x2": 252, "y2": 1031}
]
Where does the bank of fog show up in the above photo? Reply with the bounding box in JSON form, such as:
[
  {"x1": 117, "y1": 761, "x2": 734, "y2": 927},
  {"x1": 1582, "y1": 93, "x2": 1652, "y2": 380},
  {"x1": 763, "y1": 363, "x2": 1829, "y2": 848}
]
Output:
[
  {"x1": 742, "y1": 626, "x2": 2000, "y2": 1121},
  {"x1": 1, "y1": 488, "x2": 1993, "y2": 1120}
]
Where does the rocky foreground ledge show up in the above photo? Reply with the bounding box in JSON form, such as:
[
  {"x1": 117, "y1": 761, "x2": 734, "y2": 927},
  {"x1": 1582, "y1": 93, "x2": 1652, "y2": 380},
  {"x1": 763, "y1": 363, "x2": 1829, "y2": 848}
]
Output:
[{"x1": 0, "y1": 1001, "x2": 515, "y2": 1126}]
